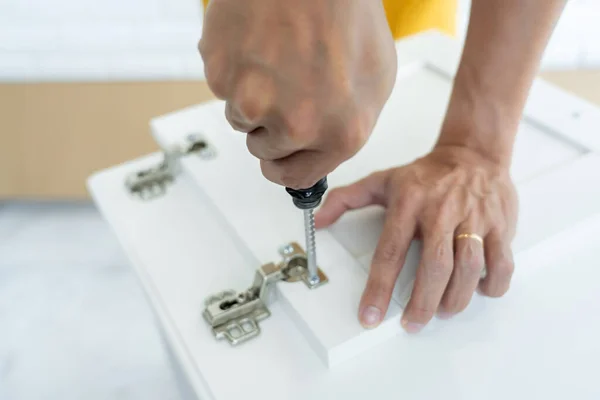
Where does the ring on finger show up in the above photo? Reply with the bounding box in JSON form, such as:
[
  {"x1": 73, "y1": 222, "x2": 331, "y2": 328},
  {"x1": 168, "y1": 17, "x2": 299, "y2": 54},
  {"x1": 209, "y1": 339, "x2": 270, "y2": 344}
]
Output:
[
  {"x1": 454, "y1": 232, "x2": 484, "y2": 245},
  {"x1": 454, "y1": 232, "x2": 487, "y2": 279}
]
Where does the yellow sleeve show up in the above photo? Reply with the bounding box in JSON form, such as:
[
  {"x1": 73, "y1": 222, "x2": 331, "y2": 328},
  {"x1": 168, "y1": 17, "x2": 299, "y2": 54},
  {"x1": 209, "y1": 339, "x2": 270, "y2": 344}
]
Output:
[
  {"x1": 201, "y1": 0, "x2": 458, "y2": 40},
  {"x1": 383, "y1": 0, "x2": 458, "y2": 39}
]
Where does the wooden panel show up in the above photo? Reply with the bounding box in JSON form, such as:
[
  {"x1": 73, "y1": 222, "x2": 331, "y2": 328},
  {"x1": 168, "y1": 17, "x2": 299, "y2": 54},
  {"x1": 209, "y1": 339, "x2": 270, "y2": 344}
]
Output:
[{"x1": 0, "y1": 81, "x2": 214, "y2": 199}]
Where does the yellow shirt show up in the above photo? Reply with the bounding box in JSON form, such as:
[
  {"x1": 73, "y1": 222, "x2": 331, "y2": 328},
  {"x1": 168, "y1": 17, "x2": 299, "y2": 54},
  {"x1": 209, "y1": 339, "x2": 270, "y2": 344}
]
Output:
[{"x1": 201, "y1": 0, "x2": 458, "y2": 39}]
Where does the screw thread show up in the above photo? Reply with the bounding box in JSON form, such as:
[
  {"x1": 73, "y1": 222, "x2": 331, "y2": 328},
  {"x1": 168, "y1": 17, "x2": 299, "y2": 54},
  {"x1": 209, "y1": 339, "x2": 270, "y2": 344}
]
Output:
[{"x1": 303, "y1": 208, "x2": 319, "y2": 284}]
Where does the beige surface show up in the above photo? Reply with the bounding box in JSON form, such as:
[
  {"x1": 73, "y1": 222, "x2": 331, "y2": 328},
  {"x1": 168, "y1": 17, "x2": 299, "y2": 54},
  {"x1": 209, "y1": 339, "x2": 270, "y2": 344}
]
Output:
[
  {"x1": 0, "y1": 70, "x2": 599, "y2": 199},
  {"x1": 541, "y1": 70, "x2": 600, "y2": 106},
  {"x1": 0, "y1": 82, "x2": 214, "y2": 198}
]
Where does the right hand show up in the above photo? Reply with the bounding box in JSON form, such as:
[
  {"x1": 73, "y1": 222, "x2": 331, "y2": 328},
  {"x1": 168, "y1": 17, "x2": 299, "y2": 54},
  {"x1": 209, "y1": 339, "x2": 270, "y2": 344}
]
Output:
[{"x1": 199, "y1": 0, "x2": 397, "y2": 189}]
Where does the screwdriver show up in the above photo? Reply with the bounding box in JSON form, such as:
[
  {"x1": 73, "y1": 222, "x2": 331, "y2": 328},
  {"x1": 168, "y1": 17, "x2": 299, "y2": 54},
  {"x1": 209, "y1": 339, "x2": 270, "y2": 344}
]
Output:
[{"x1": 285, "y1": 177, "x2": 328, "y2": 287}]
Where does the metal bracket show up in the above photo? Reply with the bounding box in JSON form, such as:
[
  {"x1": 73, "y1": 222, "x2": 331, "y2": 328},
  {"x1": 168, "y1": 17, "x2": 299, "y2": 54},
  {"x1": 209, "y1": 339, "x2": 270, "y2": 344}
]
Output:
[
  {"x1": 125, "y1": 133, "x2": 216, "y2": 200},
  {"x1": 202, "y1": 242, "x2": 328, "y2": 346}
]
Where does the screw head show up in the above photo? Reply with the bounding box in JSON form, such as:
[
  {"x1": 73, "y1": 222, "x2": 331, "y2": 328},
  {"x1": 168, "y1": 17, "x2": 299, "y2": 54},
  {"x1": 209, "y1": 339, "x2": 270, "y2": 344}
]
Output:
[
  {"x1": 285, "y1": 177, "x2": 328, "y2": 209},
  {"x1": 308, "y1": 275, "x2": 321, "y2": 286},
  {"x1": 279, "y1": 243, "x2": 295, "y2": 256}
]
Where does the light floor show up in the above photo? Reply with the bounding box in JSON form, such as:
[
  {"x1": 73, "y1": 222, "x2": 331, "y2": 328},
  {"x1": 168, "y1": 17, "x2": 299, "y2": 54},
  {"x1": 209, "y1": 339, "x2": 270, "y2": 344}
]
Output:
[{"x1": 0, "y1": 202, "x2": 182, "y2": 400}]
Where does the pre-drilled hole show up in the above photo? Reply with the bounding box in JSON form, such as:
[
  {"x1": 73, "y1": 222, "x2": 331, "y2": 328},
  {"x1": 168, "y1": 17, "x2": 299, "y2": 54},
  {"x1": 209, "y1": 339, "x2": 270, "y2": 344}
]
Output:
[
  {"x1": 241, "y1": 321, "x2": 254, "y2": 332},
  {"x1": 228, "y1": 327, "x2": 242, "y2": 338},
  {"x1": 188, "y1": 140, "x2": 208, "y2": 153}
]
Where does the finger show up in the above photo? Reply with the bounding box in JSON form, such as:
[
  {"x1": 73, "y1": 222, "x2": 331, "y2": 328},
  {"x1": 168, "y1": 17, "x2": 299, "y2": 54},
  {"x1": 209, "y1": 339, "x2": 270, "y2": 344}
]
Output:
[
  {"x1": 225, "y1": 102, "x2": 254, "y2": 133},
  {"x1": 228, "y1": 70, "x2": 275, "y2": 130},
  {"x1": 246, "y1": 98, "x2": 322, "y2": 161},
  {"x1": 260, "y1": 150, "x2": 341, "y2": 189},
  {"x1": 402, "y1": 227, "x2": 454, "y2": 333},
  {"x1": 246, "y1": 127, "x2": 297, "y2": 161},
  {"x1": 438, "y1": 221, "x2": 485, "y2": 318},
  {"x1": 359, "y1": 200, "x2": 418, "y2": 328},
  {"x1": 479, "y1": 229, "x2": 514, "y2": 297},
  {"x1": 314, "y1": 171, "x2": 388, "y2": 229}
]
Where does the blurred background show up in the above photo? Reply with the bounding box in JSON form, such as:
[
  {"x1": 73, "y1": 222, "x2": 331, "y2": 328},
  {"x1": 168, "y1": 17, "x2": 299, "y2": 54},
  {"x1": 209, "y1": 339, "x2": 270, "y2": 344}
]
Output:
[{"x1": 1, "y1": 0, "x2": 600, "y2": 399}]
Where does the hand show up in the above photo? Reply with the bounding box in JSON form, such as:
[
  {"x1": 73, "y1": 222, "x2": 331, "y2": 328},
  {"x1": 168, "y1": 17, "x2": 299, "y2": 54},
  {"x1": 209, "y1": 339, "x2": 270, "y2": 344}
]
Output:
[
  {"x1": 199, "y1": 0, "x2": 397, "y2": 189},
  {"x1": 315, "y1": 145, "x2": 519, "y2": 333}
]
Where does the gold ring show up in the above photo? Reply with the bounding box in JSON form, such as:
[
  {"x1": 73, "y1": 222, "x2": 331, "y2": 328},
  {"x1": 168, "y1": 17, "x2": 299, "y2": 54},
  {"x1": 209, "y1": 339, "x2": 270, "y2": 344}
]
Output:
[{"x1": 455, "y1": 233, "x2": 484, "y2": 245}]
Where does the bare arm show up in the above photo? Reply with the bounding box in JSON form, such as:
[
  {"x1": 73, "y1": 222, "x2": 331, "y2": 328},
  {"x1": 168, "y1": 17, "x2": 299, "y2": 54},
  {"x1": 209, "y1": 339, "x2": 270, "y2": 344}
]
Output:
[{"x1": 437, "y1": 0, "x2": 567, "y2": 166}]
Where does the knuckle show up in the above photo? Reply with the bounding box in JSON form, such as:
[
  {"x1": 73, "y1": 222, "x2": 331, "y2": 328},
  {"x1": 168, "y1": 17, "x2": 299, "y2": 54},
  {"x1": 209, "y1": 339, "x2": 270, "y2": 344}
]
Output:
[
  {"x1": 235, "y1": 95, "x2": 266, "y2": 124},
  {"x1": 342, "y1": 125, "x2": 365, "y2": 154},
  {"x1": 428, "y1": 243, "x2": 453, "y2": 277},
  {"x1": 197, "y1": 38, "x2": 208, "y2": 58},
  {"x1": 286, "y1": 124, "x2": 315, "y2": 147},
  {"x1": 406, "y1": 305, "x2": 435, "y2": 322},
  {"x1": 458, "y1": 246, "x2": 483, "y2": 275},
  {"x1": 428, "y1": 259, "x2": 452, "y2": 281},
  {"x1": 494, "y1": 255, "x2": 515, "y2": 278},
  {"x1": 203, "y1": 60, "x2": 228, "y2": 99},
  {"x1": 325, "y1": 187, "x2": 345, "y2": 204},
  {"x1": 245, "y1": 136, "x2": 264, "y2": 160},
  {"x1": 374, "y1": 241, "x2": 402, "y2": 266},
  {"x1": 390, "y1": 194, "x2": 416, "y2": 215},
  {"x1": 276, "y1": 167, "x2": 311, "y2": 189},
  {"x1": 338, "y1": 119, "x2": 369, "y2": 157},
  {"x1": 258, "y1": 160, "x2": 279, "y2": 184},
  {"x1": 225, "y1": 103, "x2": 244, "y2": 131}
]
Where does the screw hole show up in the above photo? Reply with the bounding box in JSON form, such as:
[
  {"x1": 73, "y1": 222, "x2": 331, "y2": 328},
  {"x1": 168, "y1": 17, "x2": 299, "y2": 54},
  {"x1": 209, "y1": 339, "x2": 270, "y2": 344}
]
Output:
[
  {"x1": 188, "y1": 139, "x2": 208, "y2": 153},
  {"x1": 241, "y1": 321, "x2": 254, "y2": 333},
  {"x1": 228, "y1": 326, "x2": 242, "y2": 338},
  {"x1": 219, "y1": 299, "x2": 239, "y2": 310}
]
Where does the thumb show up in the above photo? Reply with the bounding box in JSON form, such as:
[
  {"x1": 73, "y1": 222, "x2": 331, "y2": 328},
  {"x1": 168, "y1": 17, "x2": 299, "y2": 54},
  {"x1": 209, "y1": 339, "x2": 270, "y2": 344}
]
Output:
[{"x1": 314, "y1": 171, "x2": 389, "y2": 229}]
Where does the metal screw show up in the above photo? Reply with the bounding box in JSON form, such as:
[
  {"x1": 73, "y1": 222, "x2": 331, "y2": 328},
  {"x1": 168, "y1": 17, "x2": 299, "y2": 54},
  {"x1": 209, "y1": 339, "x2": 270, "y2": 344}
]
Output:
[{"x1": 303, "y1": 208, "x2": 319, "y2": 285}]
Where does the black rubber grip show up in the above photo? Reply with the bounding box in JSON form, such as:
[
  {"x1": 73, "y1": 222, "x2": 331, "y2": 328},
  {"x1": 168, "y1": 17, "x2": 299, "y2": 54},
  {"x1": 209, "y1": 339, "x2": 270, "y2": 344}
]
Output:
[{"x1": 285, "y1": 177, "x2": 328, "y2": 210}]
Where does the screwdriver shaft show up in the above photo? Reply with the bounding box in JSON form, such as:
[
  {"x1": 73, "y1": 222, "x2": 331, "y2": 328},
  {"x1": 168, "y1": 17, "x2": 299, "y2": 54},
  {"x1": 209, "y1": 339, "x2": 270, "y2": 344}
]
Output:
[{"x1": 303, "y1": 208, "x2": 319, "y2": 285}]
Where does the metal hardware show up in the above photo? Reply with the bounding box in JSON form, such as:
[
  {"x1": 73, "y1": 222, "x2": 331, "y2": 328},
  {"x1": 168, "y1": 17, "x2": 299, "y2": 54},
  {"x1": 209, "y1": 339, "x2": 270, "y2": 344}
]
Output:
[
  {"x1": 303, "y1": 208, "x2": 320, "y2": 287},
  {"x1": 181, "y1": 133, "x2": 217, "y2": 160},
  {"x1": 279, "y1": 242, "x2": 328, "y2": 289},
  {"x1": 202, "y1": 242, "x2": 328, "y2": 346},
  {"x1": 125, "y1": 134, "x2": 215, "y2": 200},
  {"x1": 125, "y1": 158, "x2": 174, "y2": 200},
  {"x1": 285, "y1": 177, "x2": 328, "y2": 287}
]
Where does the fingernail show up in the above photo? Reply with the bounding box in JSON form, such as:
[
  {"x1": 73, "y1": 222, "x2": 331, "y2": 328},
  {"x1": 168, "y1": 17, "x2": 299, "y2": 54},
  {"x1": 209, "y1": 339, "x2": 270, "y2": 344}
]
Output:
[
  {"x1": 437, "y1": 311, "x2": 454, "y2": 320},
  {"x1": 360, "y1": 306, "x2": 381, "y2": 328},
  {"x1": 401, "y1": 317, "x2": 423, "y2": 333}
]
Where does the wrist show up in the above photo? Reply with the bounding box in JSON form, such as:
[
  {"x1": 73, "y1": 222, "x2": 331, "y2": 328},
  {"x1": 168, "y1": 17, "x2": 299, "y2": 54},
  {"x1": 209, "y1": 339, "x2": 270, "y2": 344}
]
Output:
[{"x1": 435, "y1": 65, "x2": 521, "y2": 167}]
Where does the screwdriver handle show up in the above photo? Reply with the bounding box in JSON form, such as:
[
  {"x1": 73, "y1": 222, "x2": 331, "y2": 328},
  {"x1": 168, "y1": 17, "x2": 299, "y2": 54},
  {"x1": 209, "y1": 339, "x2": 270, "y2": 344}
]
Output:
[{"x1": 285, "y1": 177, "x2": 328, "y2": 210}]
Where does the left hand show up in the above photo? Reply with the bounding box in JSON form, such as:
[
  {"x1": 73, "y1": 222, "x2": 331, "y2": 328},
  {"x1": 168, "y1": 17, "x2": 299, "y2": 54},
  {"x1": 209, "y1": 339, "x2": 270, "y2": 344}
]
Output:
[{"x1": 314, "y1": 145, "x2": 519, "y2": 333}]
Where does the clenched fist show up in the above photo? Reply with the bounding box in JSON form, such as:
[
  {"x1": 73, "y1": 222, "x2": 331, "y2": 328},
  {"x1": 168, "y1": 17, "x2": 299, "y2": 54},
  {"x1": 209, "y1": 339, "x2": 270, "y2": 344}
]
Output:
[{"x1": 199, "y1": 0, "x2": 397, "y2": 189}]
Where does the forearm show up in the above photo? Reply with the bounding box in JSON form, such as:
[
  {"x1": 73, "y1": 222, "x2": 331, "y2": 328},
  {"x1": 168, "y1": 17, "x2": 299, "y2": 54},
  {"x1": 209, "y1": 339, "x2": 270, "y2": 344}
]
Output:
[{"x1": 436, "y1": 0, "x2": 567, "y2": 166}]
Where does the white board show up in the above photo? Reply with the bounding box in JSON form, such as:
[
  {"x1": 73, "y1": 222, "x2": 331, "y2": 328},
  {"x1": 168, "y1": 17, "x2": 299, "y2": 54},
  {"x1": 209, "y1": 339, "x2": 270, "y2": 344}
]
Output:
[
  {"x1": 89, "y1": 31, "x2": 600, "y2": 400},
  {"x1": 149, "y1": 32, "x2": 600, "y2": 368}
]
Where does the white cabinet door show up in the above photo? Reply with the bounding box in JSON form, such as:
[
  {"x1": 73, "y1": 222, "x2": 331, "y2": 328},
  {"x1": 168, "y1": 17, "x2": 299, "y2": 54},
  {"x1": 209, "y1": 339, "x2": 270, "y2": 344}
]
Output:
[{"x1": 88, "y1": 31, "x2": 600, "y2": 400}]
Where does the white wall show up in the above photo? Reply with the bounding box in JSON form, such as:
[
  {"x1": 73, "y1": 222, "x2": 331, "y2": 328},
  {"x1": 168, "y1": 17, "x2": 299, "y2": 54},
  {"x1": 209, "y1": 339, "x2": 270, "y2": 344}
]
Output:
[
  {"x1": 1, "y1": 0, "x2": 599, "y2": 82},
  {"x1": 0, "y1": 0, "x2": 205, "y2": 81},
  {"x1": 458, "y1": 0, "x2": 600, "y2": 70}
]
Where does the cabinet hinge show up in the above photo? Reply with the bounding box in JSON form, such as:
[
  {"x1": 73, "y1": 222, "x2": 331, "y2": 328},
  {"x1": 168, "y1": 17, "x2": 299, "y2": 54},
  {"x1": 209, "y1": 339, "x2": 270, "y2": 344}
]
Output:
[
  {"x1": 202, "y1": 242, "x2": 328, "y2": 346},
  {"x1": 125, "y1": 133, "x2": 216, "y2": 200}
]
